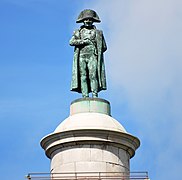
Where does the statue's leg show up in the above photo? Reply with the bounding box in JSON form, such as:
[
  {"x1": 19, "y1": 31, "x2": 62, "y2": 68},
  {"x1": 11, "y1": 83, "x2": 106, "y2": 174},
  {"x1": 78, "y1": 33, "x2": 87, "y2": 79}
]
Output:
[
  {"x1": 79, "y1": 58, "x2": 89, "y2": 98},
  {"x1": 88, "y1": 55, "x2": 98, "y2": 98}
]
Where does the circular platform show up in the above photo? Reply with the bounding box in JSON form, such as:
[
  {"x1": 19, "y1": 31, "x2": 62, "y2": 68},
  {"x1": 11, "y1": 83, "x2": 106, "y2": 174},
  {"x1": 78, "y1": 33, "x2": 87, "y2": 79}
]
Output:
[
  {"x1": 55, "y1": 98, "x2": 126, "y2": 133},
  {"x1": 70, "y1": 98, "x2": 111, "y2": 116}
]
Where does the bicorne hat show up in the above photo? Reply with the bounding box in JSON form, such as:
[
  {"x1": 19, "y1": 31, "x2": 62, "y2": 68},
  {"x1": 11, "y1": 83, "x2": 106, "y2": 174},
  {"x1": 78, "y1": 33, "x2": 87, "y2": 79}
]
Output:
[{"x1": 76, "y1": 9, "x2": 101, "y2": 23}]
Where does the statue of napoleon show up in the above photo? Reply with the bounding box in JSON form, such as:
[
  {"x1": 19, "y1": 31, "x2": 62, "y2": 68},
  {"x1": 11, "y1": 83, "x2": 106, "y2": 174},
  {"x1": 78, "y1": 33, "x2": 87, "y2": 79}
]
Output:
[{"x1": 70, "y1": 9, "x2": 107, "y2": 98}]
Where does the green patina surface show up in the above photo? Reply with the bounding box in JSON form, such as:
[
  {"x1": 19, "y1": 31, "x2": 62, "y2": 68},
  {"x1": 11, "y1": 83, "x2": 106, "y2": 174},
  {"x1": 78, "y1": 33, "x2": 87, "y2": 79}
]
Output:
[{"x1": 70, "y1": 9, "x2": 107, "y2": 98}]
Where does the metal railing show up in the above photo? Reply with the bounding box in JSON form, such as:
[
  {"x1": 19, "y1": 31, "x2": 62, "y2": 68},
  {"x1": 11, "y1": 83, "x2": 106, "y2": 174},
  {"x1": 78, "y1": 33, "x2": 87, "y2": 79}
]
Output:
[{"x1": 26, "y1": 172, "x2": 149, "y2": 180}]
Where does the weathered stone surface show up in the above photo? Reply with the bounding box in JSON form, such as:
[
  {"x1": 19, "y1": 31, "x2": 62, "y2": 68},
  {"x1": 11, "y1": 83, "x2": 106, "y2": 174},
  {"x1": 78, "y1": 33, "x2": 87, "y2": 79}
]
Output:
[{"x1": 50, "y1": 144, "x2": 130, "y2": 173}]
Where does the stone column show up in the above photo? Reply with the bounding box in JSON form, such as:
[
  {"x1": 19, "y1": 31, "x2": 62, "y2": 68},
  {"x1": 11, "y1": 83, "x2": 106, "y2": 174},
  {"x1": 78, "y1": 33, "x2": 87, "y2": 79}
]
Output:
[{"x1": 40, "y1": 98, "x2": 140, "y2": 178}]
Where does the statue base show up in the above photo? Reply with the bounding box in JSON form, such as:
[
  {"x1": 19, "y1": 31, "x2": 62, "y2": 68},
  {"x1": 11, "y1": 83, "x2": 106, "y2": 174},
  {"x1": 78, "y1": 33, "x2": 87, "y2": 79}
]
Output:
[
  {"x1": 70, "y1": 98, "x2": 110, "y2": 115},
  {"x1": 41, "y1": 98, "x2": 140, "y2": 176}
]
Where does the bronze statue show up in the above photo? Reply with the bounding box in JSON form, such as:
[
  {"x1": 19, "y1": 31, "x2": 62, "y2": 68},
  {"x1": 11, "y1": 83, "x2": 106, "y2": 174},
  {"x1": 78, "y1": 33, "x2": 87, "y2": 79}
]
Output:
[{"x1": 70, "y1": 9, "x2": 107, "y2": 98}]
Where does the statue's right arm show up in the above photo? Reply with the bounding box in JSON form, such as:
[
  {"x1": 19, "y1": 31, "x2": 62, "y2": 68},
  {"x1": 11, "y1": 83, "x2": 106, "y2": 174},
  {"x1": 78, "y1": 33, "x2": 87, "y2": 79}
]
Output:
[
  {"x1": 69, "y1": 30, "x2": 89, "y2": 46},
  {"x1": 69, "y1": 30, "x2": 82, "y2": 46}
]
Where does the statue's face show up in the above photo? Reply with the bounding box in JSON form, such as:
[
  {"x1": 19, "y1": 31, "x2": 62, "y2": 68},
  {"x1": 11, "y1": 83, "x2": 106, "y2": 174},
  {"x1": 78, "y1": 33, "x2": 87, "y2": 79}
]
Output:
[{"x1": 83, "y1": 18, "x2": 93, "y2": 27}]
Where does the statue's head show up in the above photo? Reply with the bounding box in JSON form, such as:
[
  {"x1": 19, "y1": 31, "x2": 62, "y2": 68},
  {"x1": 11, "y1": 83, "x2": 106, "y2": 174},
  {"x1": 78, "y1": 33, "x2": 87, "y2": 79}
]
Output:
[{"x1": 76, "y1": 9, "x2": 101, "y2": 24}]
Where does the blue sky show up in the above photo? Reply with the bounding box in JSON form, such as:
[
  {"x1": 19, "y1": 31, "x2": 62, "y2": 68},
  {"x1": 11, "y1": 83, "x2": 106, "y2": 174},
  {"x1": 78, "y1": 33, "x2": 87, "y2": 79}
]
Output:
[{"x1": 0, "y1": 0, "x2": 182, "y2": 179}]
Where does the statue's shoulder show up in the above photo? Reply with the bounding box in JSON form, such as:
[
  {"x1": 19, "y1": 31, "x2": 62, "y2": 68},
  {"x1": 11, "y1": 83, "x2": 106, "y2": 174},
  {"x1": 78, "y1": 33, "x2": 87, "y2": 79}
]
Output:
[
  {"x1": 72, "y1": 28, "x2": 81, "y2": 38},
  {"x1": 91, "y1": 25, "x2": 102, "y2": 34},
  {"x1": 73, "y1": 29, "x2": 80, "y2": 34},
  {"x1": 96, "y1": 29, "x2": 104, "y2": 38}
]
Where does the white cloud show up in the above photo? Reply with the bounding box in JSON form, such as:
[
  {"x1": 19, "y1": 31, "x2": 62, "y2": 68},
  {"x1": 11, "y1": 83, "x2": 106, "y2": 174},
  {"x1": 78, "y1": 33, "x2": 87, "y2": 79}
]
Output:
[{"x1": 87, "y1": 0, "x2": 182, "y2": 179}]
